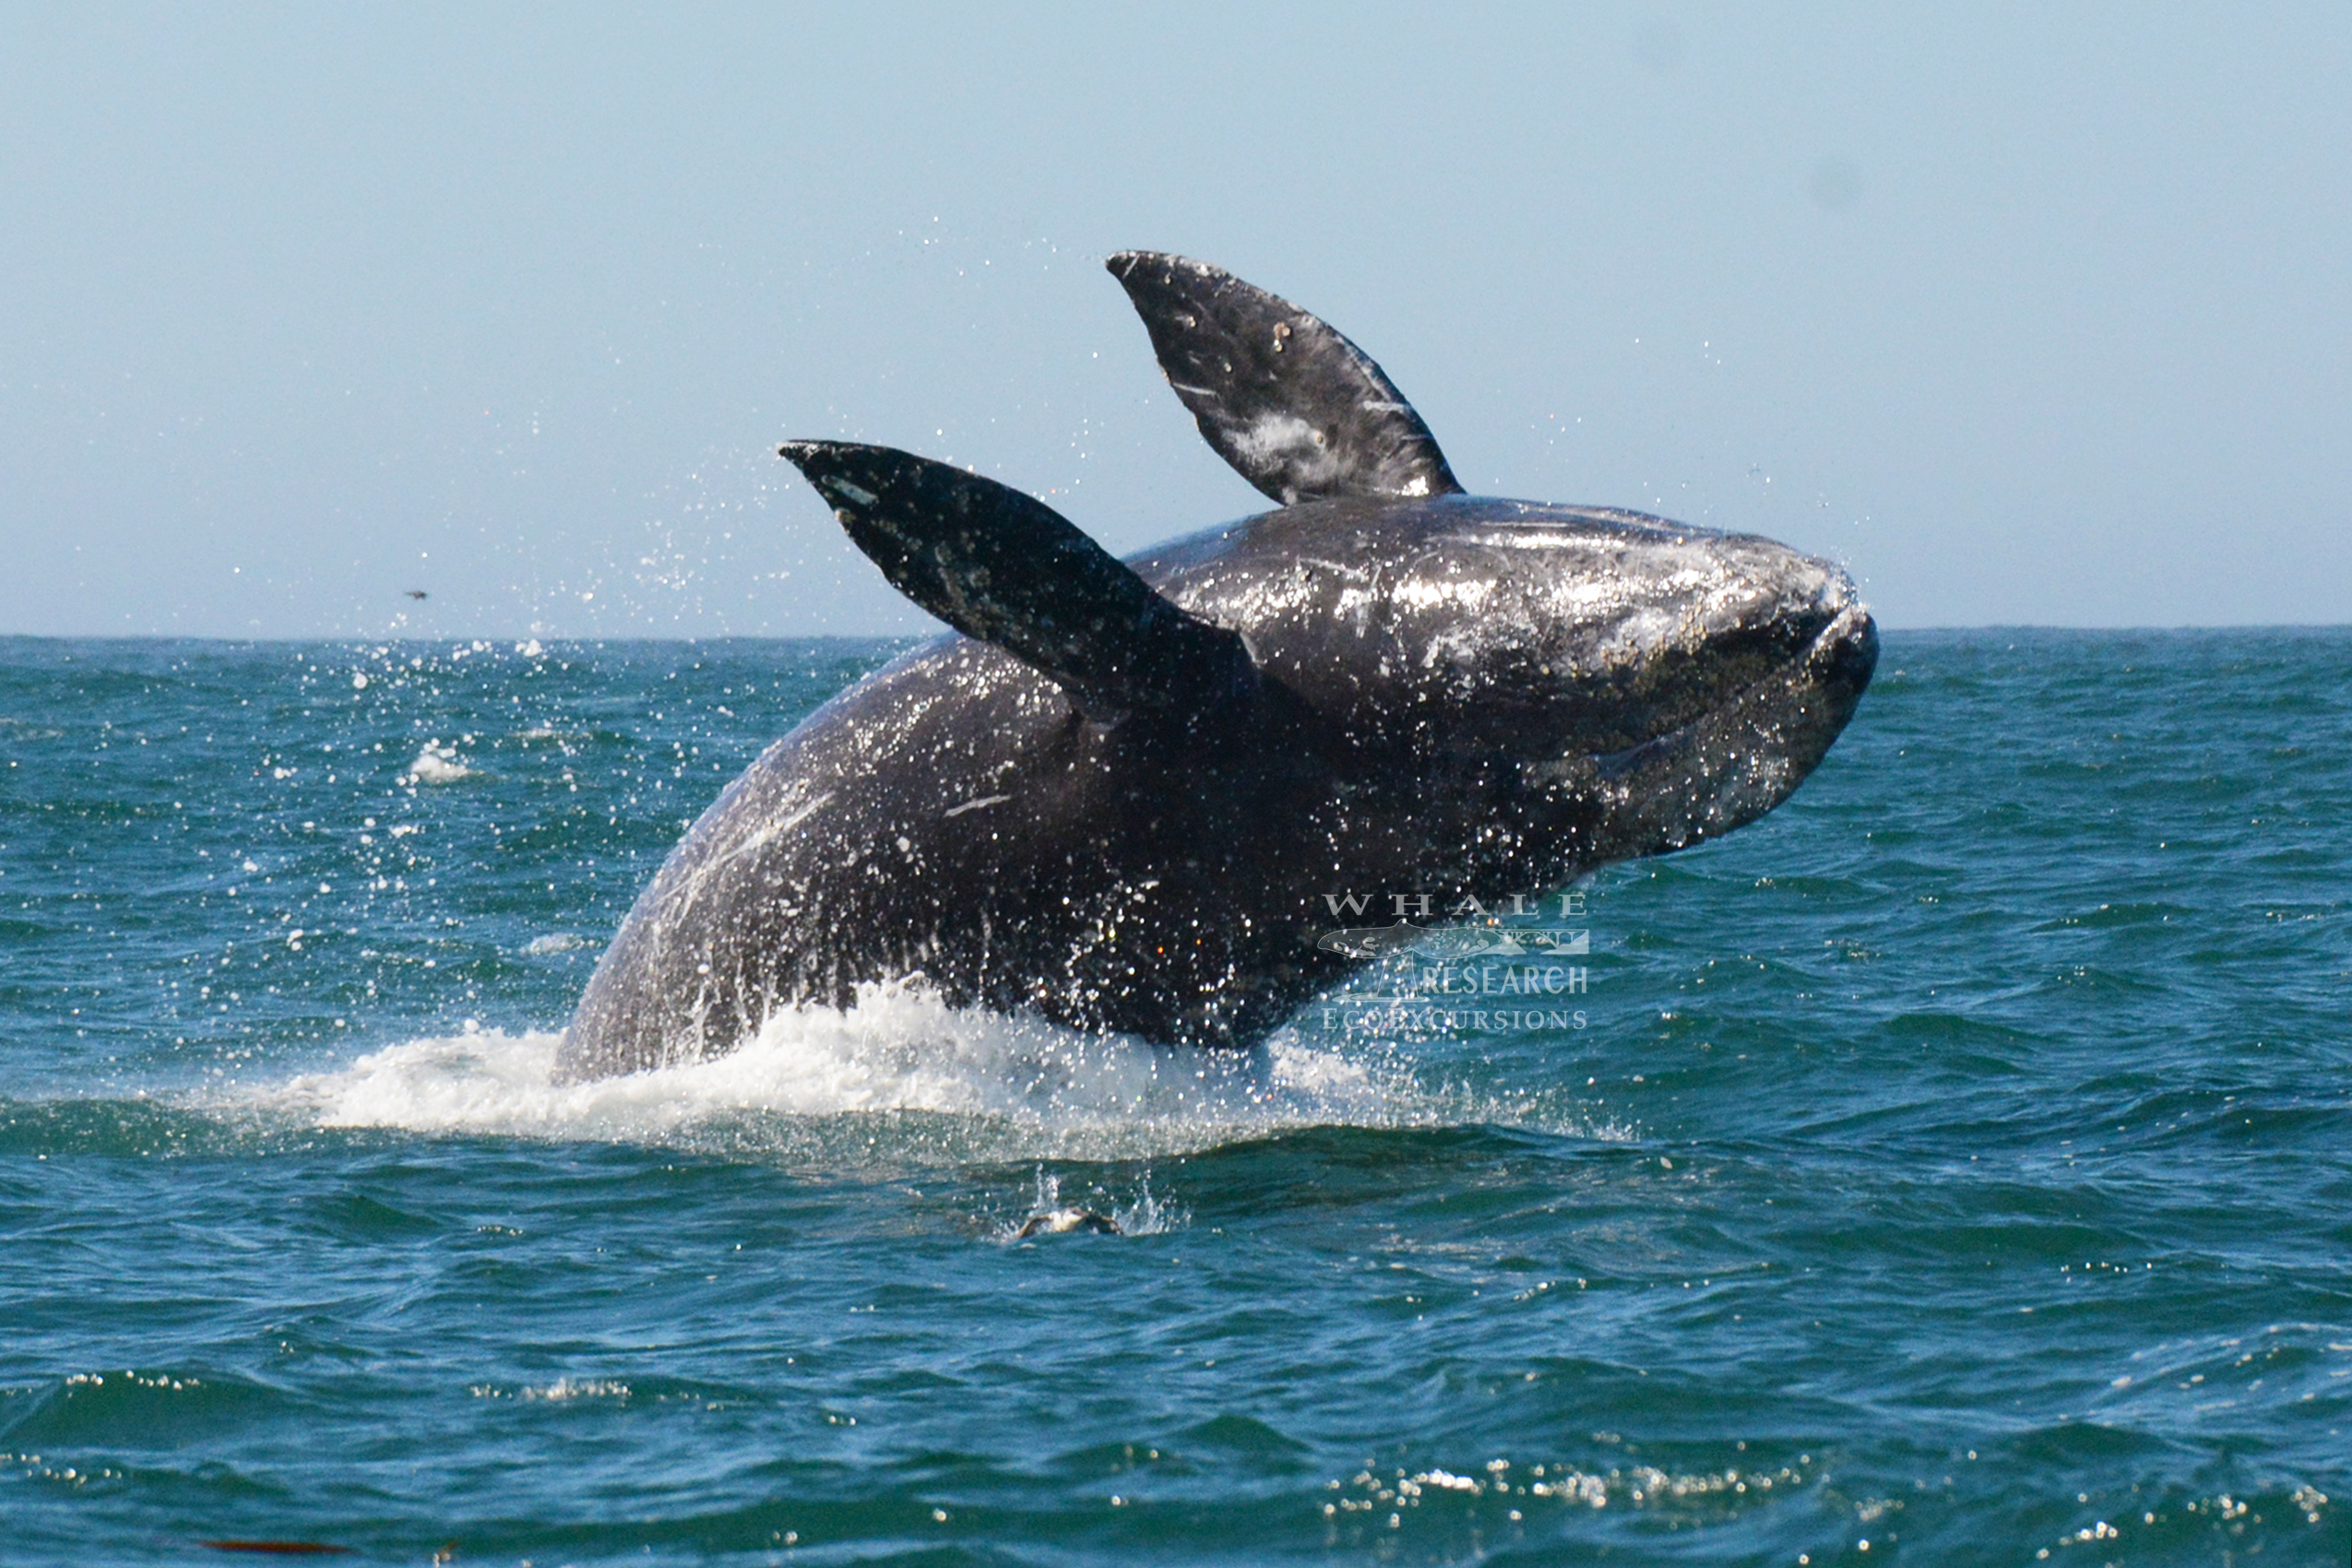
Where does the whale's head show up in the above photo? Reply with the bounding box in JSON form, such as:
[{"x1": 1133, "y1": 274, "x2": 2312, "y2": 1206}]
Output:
[{"x1": 1152, "y1": 493, "x2": 1878, "y2": 869}]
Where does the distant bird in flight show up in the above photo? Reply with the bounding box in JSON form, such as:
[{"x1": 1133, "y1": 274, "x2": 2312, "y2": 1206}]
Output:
[{"x1": 404, "y1": 589, "x2": 429, "y2": 600}]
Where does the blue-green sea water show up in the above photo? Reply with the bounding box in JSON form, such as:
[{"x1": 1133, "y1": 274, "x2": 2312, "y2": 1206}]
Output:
[{"x1": 2, "y1": 629, "x2": 2346, "y2": 1566}]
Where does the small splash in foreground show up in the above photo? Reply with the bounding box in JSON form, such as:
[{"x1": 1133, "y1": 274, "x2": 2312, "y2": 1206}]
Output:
[
  {"x1": 258, "y1": 981, "x2": 1607, "y2": 1162},
  {"x1": 1000, "y1": 1166, "x2": 1185, "y2": 1239},
  {"x1": 400, "y1": 742, "x2": 476, "y2": 784}
]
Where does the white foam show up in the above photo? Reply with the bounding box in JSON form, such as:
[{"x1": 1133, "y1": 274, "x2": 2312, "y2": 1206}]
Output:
[
  {"x1": 403, "y1": 742, "x2": 476, "y2": 784},
  {"x1": 257, "y1": 980, "x2": 1606, "y2": 1163},
  {"x1": 521, "y1": 932, "x2": 588, "y2": 956}
]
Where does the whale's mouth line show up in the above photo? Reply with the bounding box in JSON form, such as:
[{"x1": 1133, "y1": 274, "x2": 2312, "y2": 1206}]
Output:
[
  {"x1": 1525, "y1": 599, "x2": 1875, "y2": 854},
  {"x1": 1598, "y1": 600, "x2": 1873, "y2": 770}
]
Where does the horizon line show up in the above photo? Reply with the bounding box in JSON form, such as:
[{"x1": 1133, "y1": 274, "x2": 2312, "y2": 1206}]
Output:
[{"x1": 6, "y1": 622, "x2": 2352, "y2": 646}]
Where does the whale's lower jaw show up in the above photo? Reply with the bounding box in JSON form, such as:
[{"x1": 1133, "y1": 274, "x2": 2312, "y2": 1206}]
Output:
[{"x1": 1539, "y1": 600, "x2": 1878, "y2": 865}]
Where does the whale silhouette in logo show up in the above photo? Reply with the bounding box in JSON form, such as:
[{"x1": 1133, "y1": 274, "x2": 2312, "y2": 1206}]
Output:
[
  {"x1": 555, "y1": 253, "x2": 1876, "y2": 1082},
  {"x1": 1313, "y1": 922, "x2": 1435, "y2": 961}
]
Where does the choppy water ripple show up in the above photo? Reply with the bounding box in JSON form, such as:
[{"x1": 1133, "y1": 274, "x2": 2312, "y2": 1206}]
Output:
[{"x1": 1, "y1": 630, "x2": 2347, "y2": 1565}]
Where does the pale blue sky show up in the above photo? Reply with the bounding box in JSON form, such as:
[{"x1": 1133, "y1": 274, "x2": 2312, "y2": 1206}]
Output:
[{"x1": 3, "y1": 4, "x2": 2346, "y2": 637}]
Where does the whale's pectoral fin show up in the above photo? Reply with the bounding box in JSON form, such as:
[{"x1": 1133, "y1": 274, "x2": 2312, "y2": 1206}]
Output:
[
  {"x1": 1106, "y1": 250, "x2": 1463, "y2": 508},
  {"x1": 778, "y1": 440, "x2": 1255, "y2": 719}
]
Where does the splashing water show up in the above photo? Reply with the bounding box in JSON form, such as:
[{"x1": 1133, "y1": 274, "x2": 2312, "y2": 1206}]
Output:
[
  {"x1": 403, "y1": 741, "x2": 477, "y2": 783},
  {"x1": 999, "y1": 1164, "x2": 1188, "y2": 1240},
  {"x1": 257, "y1": 980, "x2": 1602, "y2": 1164}
]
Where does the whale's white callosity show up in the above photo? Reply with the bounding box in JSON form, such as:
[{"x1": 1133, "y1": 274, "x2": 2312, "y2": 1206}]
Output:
[{"x1": 556, "y1": 254, "x2": 1876, "y2": 1082}]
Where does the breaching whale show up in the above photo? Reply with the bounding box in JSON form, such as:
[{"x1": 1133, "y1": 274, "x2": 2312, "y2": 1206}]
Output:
[{"x1": 555, "y1": 253, "x2": 1877, "y2": 1083}]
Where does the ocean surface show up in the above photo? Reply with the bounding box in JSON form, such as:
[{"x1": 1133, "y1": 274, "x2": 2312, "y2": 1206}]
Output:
[{"x1": 1, "y1": 628, "x2": 2346, "y2": 1567}]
